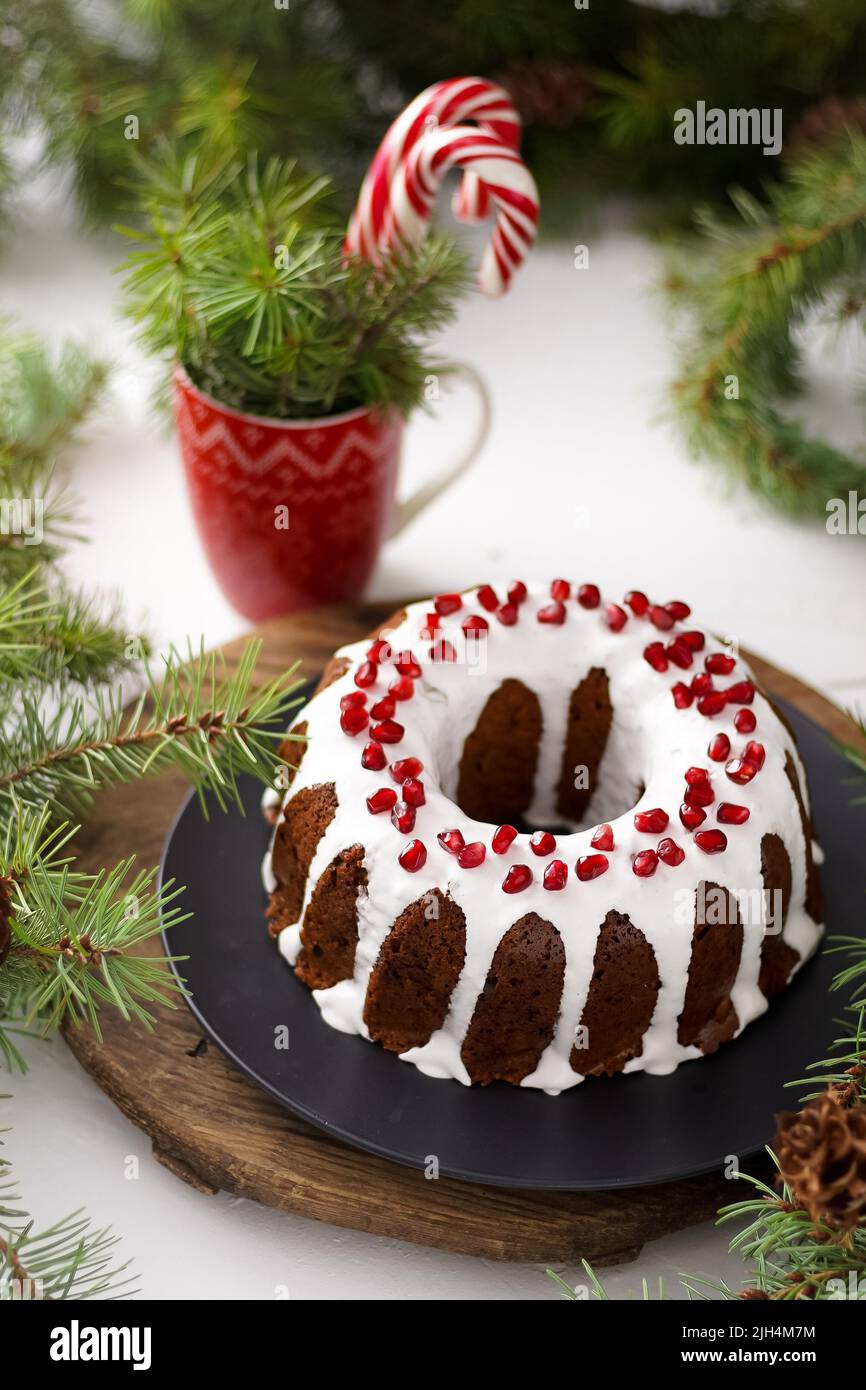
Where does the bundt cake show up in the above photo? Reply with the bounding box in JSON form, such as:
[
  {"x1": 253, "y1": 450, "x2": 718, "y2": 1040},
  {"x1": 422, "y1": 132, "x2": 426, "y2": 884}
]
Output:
[{"x1": 263, "y1": 581, "x2": 823, "y2": 1093}]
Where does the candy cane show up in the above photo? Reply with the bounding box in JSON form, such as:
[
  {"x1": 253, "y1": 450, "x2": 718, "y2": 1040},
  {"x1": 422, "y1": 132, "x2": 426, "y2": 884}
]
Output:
[
  {"x1": 382, "y1": 125, "x2": 539, "y2": 297},
  {"x1": 345, "y1": 77, "x2": 521, "y2": 260}
]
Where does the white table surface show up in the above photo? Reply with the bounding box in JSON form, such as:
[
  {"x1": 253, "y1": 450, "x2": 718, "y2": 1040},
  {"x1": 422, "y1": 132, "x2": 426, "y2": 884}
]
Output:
[{"x1": 4, "y1": 165, "x2": 866, "y2": 1301}]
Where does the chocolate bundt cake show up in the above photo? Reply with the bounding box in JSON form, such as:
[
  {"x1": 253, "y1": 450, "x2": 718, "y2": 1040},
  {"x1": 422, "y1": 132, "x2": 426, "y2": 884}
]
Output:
[{"x1": 263, "y1": 581, "x2": 823, "y2": 1093}]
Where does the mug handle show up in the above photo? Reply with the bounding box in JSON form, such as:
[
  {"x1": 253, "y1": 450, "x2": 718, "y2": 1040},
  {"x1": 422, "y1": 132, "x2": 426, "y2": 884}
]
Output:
[{"x1": 389, "y1": 361, "x2": 491, "y2": 537}]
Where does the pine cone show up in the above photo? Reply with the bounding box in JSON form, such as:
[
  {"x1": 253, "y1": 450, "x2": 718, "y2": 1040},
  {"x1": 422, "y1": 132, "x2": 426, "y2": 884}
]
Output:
[
  {"x1": 498, "y1": 61, "x2": 595, "y2": 130},
  {"x1": 774, "y1": 1090, "x2": 866, "y2": 1233},
  {"x1": 787, "y1": 96, "x2": 866, "y2": 153}
]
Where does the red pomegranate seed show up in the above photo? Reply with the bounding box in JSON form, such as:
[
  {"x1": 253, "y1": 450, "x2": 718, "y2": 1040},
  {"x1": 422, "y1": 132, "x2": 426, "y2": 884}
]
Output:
[
  {"x1": 437, "y1": 829, "x2": 464, "y2": 855},
  {"x1": 366, "y1": 787, "x2": 397, "y2": 814},
  {"x1": 705, "y1": 652, "x2": 735, "y2": 676},
  {"x1": 665, "y1": 600, "x2": 691, "y2": 622},
  {"x1": 502, "y1": 864, "x2": 533, "y2": 893},
  {"x1": 457, "y1": 841, "x2": 486, "y2": 869},
  {"x1": 391, "y1": 801, "x2": 416, "y2": 834},
  {"x1": 361, "y1": 741, "x2": 387, "y2": 771},
  {"x1": 576, "y1": 853, "x2": 609, "y2": 882},
  {"x1": 371, "y1": 719, "x2": 404, "y2": 744},
  {"x1": 538, "y1": 601, "x2": 567, "y2": 625},
  {"x1": 672, "y1": 682, "x2": 694, "y2": 708},
  {"x1": 666, "y1": 638, "x2": 693, "y2": 670},
  {"x1": 399, "y1": 839, "x2": 427, "y2": 872},
  {"x1": 634, "y1": 807, "x2": 669, "y2": 833},
  {"x1": 434, "y1": 593, "x2": 462, "y2": 616},
  {"x1": 734, "y1": 709, "x2": 757, "y2": 734},
  {"x1": 340, "y1": 691, "x2": 367, "y2": 710},
  {"x1": 650, "y1": 604, "x2": 674, "y2": 630},
  {"x1": 632, "y1": 849, "x2": 659, "y2": 877},
  {"x1": 708, "y1": 733, "x2": 731, "y2": 762},
  {"x1": 340, "y1": 705, "x2": 369, "y2": 736},
  {"x1": 394, "y1": 652, "x2": 422, "y2": 678},
  {"x1": 691, "y1": 672, "x2": 714, "y2": 696},
  {"x1": 428, "y1": 639, "x2": 457, "y2": 663},
  {"x1": 367, "y1": 638, "x2": 391, "y2": 663},
  {"x1": 371, "y1": 695, "x2": 397, "y2": 721},
  {"x1": 657, "y1": 837, "x2": 685, "y2": 866},
  {"x1": 388, "y1": 675, "x2": 414, "y2": 701},
  {"x1": 390, "y1": 757, "x2": 423, "y2": 783},
  {"x1": 591, "y1": 823, "x2": 614, "y2": 851},
  {"x1": 462, "y1": 614, "x2": 489, "y2": 638},
  {"x1": 625, "y1": 589, "x2": 649, "y2": 616},
  {"x1": 695, "y1": 829, "x2": 727, "y2": 854},
  {"x1": 684, "y1": 781, "x2": 714, "y2": 807},
  {"x1": 726, "y1": 758, "x2": 758, "y2": 785},
  {"x1": 726, "y1": 680, "x2": 755, "y2": 705},
  {"x1": 684, "y1": 766, "x2": 709, "y2": 785},
  {"x1": 679, "y1": 802, "x2": 707, "y2": 829},
  {"x1": 681, "y1": 630, "x2": 706, "y2": 652},
  {"x1": 605, "y1": 603, "x2": 628, "y2": 632},
  {"x1": 697, "y1": 690, "x2": 727, "y2": 717},
  {"x1": 544, "y1": 859, "x2": 569, "y2": 890},
  {"x1": 508, "y1": 580, "x2": 528, "y2": 605},
  {"x1": 717, "y1": 802, "x2": 750, "y2": 825},
  {"x1": 551, "y1": 578, "x2": 571, "y2": 601},
  {"x1": 402, "y1": 777, "x2": 426, "y2": 808},
  {"x1": 530, "y1": 830, "x2": 557, "y2": 856},
  {"x1": 744, "y1": 740, "x2": 766, "y2": 769},
  {"x1": 492, "y1": 824, "x2": 518, "y2": 854},
  {"x1": 354, "y1": 660, "x2": 377, "y2": 689},
  {"x1": 577, "y1": 583, "x2": 600, "y2": 609},
  {"x1": 425, "y1": 611, "x2": 441, "y2": 630},
  {"x1": 496, "y1": 602, "x2": 518, "y2": 626},
  {"x1": 644, "y1": 642, "x2": 668, "y2": 672},
  {"x1": 477, "y1": 584, "x2": 498, "y2": 612}
]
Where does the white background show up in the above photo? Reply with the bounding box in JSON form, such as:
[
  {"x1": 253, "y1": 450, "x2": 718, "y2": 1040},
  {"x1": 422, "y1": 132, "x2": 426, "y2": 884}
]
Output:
[{"x1": 4, "y1": 159, "x2": 866, "y2": 1300}]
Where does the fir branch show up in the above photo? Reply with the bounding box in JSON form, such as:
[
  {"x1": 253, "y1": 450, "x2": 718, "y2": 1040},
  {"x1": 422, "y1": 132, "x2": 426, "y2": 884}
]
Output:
[{"x1": 0, "y1": 572, "x2": 139, "y2": 691}]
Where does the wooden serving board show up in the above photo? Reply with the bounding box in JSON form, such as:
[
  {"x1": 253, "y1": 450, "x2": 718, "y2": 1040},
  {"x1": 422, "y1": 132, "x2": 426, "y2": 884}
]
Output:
[{"x1": 62, "y1": 603, "x2": 863, "y2": 1266}]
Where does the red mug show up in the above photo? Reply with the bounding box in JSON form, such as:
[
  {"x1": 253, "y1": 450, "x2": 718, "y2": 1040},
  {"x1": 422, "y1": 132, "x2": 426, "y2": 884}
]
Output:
[{"x1": 173, "y1": 366, "x2": 490, "y2": 620}]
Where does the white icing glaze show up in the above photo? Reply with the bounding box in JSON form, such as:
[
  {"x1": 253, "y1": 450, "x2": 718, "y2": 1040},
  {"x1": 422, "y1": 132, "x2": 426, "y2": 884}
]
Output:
[{"x1": 263, "y1": 583, "x2": 824, "y2": 1094}]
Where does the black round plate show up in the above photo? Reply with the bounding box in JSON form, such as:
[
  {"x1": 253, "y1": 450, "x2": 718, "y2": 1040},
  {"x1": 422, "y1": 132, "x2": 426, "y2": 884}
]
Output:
[{"x1": 160, "y1": 682, "x2": 856, "y2": 1191}]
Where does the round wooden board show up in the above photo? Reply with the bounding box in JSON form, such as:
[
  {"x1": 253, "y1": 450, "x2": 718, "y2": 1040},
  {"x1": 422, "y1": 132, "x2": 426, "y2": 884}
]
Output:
[{"x1": 62, "y1": 603, "x2": 864, "y2": 1266}]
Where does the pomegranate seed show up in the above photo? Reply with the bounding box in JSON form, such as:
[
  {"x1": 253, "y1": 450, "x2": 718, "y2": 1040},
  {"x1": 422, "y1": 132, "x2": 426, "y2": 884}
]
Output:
[
  {"x1": 425, "y1": 611, "x2": 441, "y2": 630},
  {"x1": 679, "y1": 802, "x2": 707, "y2": 829},
  {"x1": 684, "y1": 781, "x2": 714, "y2": 807},
  {"x1": 705, "y1": 653, "x2": 735, "y2": 676},
  {"x1": 650, "y1": 604, "x2": 674, "y2": 631},
  {"x1": 457, "y1": 841, "x2": 486, "y2": 869},
  {"x1": 685, "y1": 766, "x2": 709, "y2": 785},
  {"x1": 697, "y1": 690, "x2": 727, "y2": 717},
  {"x1": 681, "y1": 630, "x2": 706, "y2": 652},
  {"x1": 625, "y1": 589, "x2": 649, "y2": 616},
  {"x1": 508, "y1": 580, "x2": 528, "y2": 605},
  {"x1": 544, "y1": 859, "x2": 569, "y2": 890},
  {"x1": 591, "y1": 823, "x2": 614, "y2": 851},
  {"x1": 708, "y1": 733, "x2": 731, "y2": 762},
  {"x1": 419, "y1": 614, "x2": 440, "y2": 642},
  {"x1": 477, "y1": 584, "x2": 498, "y2": 612},
  {"x1": 437, "y1": 828, "x2": 464, "y2": 855},
  {"x1": 367, "y1": 638, "x2": 391, "y2": 663},
  {"x1": 657, "y1": 837, "x2": 685, "y2": 866},
  {"x1": 718, "y1": 802, "x2": 750, "y2": 825},
  {"x1": 492, "y1": 824, "x2": 518, "y2": 854},
  {"x1": 695, "y1": 829, "x2": 727, "y2": 854},
  {"x1": 538, "y1": 601, "x2": 567, "y2": 625},
  {"x1": 530, "y1": 830, "x2": 557, "y2": 856},
  {"x1": 672, "y1": 682, "x2": 693, "y2": 708},
  {"x1": 605, "y1": 603, "x2": 628, "y2": 632},
  {"x1": 632, "y1": 849, "x2": 659, "y2": 877},
  {"x1": 354, "y1": 661, "x2": 377, "y2": 689},
  {"x1": 391, "y1": 801, "x2": 416, "y2": 834},
  {"x1": 402, "y1": 777, "x2": 426, "y2": 808},
  {"x1": 340, "y1": 705, "x2": 369, "y2": 736},
  {"x1": 551, "y1": 578, "x2": 570, "y2": 601},
  {"x1": 667, "y1": 638, "x2": 693, "y2": 669},
  {"x1": 366, "y1": 787, "x2": 397, "y2": 814},
  {"x1": 734, "y1": 709, "x2": 757, "y2": 734},
  {"x1": 361, "y1": 741, "x2": 387, "y2": 771},
  {"x1": 371, "y1": 695, "x2": 397, "y2": 720},
  {"x1": 691, "y1": 672, "x2": 714, "y2": 696},
  {"x1": 634, "y1": 807, "x2": 669, "y2": 833},
  {"x1": 576, "y1": 853, "x2": 609, "y2": 882},
  {"x1": 340, "y1": 691, "x2": 367, "y2": 710},
  {"x1": 496, "y1": 602, "x2": 518, "y2": 626},
  {"x1": 371, "y1": 719, "x2": 404, "y2": 744},
  {"x1": 428, "y1": 639, "x2": 457, "y2": 663},
  {"x1": 395, "y1": 652, "x2": 422, "y2": 679},
  {"x1": 434, "y1": 593, "x2": 462, "y2": 615},
  {"x1": 390, "y1": 757, "x2": 423, "y2": 783},
  {"x1": 462, "y1": 615, "x2": 489, "y2": 638},
  {"x1": 577, "y1": 583, "x2": 600, "y2": 609},
  {"x1": 726, "y1": 680, "x2": 755, "y2": 705},
  {"x1": 744, "y1": 740, "x2": 766, "y2": 769},
  {"x1": 399, "y1": 839, "x2": 427, "y2": 872},
  {"x1": 665, "y1": 600, "x2": 691, "y2": 621},
  {"x1": 502, "y1": 864, "x2": 533, "y2": 894},
  {"x1": 388, "y1": 675, "x2": 414, "y2": 701},
  {"x1": 726, "y1": 758, "x2": 758, "y2": 785},
  {"x1": 644, "y1": 642, "x2": 669, "y2": 672}
]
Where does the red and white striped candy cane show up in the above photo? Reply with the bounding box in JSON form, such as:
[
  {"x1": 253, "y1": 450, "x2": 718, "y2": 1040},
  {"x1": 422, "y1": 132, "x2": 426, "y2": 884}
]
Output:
[
  {"x1": 382, "y1": 125, "x2": 539, "y2": 297},
  {"x1": 345, "y1": 77, "x2": 521, "y2": 261}
]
